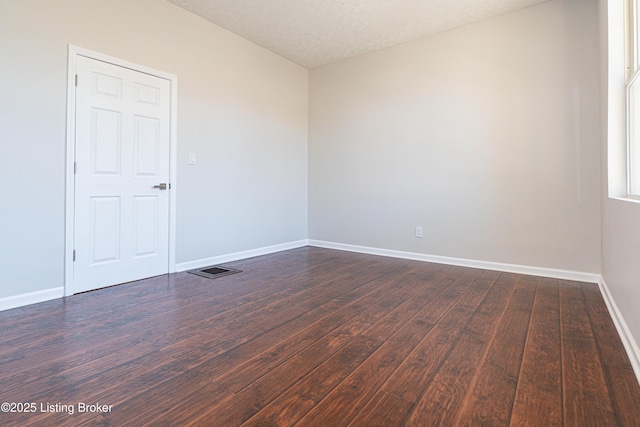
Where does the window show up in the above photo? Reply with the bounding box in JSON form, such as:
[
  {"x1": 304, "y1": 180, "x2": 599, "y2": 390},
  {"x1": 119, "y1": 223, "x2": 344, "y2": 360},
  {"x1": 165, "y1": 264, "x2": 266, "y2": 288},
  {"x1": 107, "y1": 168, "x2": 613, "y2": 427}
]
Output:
[{"x1": 627, "y1": 0, "x2": 640, "y2": 196}]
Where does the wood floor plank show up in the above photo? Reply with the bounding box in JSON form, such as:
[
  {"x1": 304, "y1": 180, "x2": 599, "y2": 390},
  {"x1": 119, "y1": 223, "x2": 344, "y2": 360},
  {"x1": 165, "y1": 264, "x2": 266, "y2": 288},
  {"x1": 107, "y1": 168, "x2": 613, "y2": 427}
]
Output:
[
  {"x1": 352, "y1": 265, "x2": 466, "y2": 347},
  {"x1": 581, "y1": 283, "x2": 640, "y2": 427},
  {"x1": 241, "y1": 333, "x2": 386, "y2": 426},
  {"x1": 380, "y1": 269, "x2": 498, "y2": 404},
  {"x1": 452, "y1": 274, "x2": 537, "y2": 426},
  {"x1": 1, "y1": 247, "x2": 639, "y2": 427},
  {"x1": 403, "y1": 273, "x2": 517, "y2": 426},
  {"x1": 509, "y1": 277, "x2": 563, "y2": 427},
  {"x1": 197, "y1": 335, "x2": 381, "y2": 426},
  {"x1": 268, "y1": 339, "x2": 412, "y2": 427},
  {"x1": 347, "y1": 264, "x2": 459, "y2": 344},
  {"x1": 217, "y1": 266, "x2": 431, "y2": 393},
  {"x1": 103, "y1": 376, "x2": 231, "y2": 426},
  {"x1": 347, "y1": 391, "x2": 413, "y2": 427},
  {"x1": 77, "y1": 414, "x2": 110, "y2": 426},
  {"x1": 352, "y1": 275, "x2": 510, "y2": 425},
  {"x1": 295, "y1": 264, "x2": 464, "y2": 365},
  {"x1": 404, "y1": 331, "x2": 487, "y2": 427},
  {"x1": 560, "y1": 280, "x2": 618, "y2": 426},
  {"x1": 301, "y1": 272, "x2": 498, "y2": 426},
  {"x1": 605, "y1": 365, "x2": 640, "y2": 427},
  {"x1": 461, "y1": 273, "x2": 516, "y2": 343},
  {"x1": 581, "y1": 283, "x2": 634, "y2": 369},
  {"x1": 239, "y1": 267, "x2": 461, "y2": 425}
]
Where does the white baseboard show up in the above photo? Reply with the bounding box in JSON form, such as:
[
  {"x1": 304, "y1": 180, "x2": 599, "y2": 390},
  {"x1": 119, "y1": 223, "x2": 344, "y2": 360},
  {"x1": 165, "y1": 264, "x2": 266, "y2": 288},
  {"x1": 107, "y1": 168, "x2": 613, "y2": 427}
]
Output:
[
  {"x1": 0, "y1": 287, "x2": 64, "y2": 312},
  {"x1": 598, "y1": 277, "x2": 640, "y2": 384},
  {"x1": 175, "y1": 240, "x2": 309, "y2": 272},
  {"x1": 307, "y1": 240, "x2": 601, "y2": 283}
]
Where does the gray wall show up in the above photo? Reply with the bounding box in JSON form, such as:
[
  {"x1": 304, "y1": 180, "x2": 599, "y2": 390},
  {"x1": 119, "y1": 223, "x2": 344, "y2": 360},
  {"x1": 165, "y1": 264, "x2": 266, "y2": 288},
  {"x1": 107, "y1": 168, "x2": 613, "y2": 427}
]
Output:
[
  {"x1": 308, "y1": 0, "x2": 601, "y2": 273},
  {"x1": 0, "y1": 0, "x2": 309, "y2": 298}
]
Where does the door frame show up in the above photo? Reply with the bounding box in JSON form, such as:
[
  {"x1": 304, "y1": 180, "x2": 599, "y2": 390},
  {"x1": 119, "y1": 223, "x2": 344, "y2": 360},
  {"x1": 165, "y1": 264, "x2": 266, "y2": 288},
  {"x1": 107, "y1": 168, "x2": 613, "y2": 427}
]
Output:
[{"x1": 64, "y1": 45, "x2": 178, "y2": 296}]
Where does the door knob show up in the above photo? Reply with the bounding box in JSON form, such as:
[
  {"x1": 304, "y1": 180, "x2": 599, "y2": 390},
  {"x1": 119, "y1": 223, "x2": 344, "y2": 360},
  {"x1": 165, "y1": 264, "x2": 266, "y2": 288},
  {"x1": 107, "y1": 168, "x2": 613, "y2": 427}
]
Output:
[{"x1": 153, "y1": 183, "x2": 167, "y2": 190}]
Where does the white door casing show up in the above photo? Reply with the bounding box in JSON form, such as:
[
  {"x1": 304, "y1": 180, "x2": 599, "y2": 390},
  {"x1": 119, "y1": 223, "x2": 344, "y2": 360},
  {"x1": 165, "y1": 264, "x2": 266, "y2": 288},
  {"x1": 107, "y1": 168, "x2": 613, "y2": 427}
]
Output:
[{"x1": 65, "y1": 48, "x2": 177, "y2": 295}]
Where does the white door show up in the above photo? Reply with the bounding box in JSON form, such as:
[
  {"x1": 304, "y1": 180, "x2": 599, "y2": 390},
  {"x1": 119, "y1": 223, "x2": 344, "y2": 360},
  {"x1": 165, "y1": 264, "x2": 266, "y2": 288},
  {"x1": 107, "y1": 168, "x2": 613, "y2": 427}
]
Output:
[{"x1": 73, "y1": 56, "x2": 171, "y2": 294}]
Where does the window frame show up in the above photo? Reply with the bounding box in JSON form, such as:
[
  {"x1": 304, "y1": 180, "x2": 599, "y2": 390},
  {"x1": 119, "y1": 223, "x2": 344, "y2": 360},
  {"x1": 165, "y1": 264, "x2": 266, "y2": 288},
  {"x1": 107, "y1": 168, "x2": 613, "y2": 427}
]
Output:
[{"x1": 626, "y1": 0, "x2": 640, "y2": 198}]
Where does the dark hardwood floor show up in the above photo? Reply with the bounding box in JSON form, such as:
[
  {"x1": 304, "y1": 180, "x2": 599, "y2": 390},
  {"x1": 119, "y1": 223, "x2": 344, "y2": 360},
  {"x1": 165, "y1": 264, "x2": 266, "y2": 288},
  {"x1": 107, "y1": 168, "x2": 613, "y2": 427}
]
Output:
[{"x1": 1, "y1": 246, "x2": 639, "y2": 426}]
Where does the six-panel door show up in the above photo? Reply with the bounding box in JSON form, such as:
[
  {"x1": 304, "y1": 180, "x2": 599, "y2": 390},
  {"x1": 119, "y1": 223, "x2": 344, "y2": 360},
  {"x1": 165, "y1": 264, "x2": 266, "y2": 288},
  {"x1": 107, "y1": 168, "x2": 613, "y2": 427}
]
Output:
[{"x1": 73, "y1": 56, "x2": 171, "y2": 293}]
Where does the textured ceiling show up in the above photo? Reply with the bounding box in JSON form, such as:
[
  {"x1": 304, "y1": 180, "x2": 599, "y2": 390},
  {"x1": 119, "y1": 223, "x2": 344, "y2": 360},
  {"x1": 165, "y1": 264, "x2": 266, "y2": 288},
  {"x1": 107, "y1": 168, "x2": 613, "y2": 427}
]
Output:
[{"x1": 166, "y1": 0, "x2": 550, "y2": 68}]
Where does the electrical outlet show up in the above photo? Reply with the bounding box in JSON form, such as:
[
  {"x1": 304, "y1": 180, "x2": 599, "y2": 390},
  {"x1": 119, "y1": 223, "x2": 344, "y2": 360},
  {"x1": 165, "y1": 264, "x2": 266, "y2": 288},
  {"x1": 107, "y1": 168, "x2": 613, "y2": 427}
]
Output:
[{"x1": 415, "y1": 226, "x2": 423, "y2": 238}]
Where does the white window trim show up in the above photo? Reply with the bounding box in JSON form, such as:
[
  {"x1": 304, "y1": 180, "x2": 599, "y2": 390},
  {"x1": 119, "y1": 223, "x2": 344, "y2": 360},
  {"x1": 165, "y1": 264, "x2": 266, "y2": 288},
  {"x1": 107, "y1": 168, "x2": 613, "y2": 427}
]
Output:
[
  {"x1": 622, "y1": 0, "x2": 640, "y2": 199},
  {"x1": 627, "y1": 0, "x2": 640, "y2": 197},
  {"x1": 607, "y1": 0, "x2": 640, "y2": 202},
  {"x1": 626, "y1": 70, "x2": 640, "y2": 197}
]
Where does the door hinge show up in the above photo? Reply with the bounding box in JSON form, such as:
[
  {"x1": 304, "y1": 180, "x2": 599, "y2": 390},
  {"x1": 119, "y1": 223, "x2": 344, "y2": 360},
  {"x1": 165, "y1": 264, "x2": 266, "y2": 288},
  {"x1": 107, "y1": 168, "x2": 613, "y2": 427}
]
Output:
[
  {"x1": 74, "y1": 161, "x2": 77, "y2": 174},
  {"x1": 73, "y1": 250, "x2": 76, "y2": 261},
  {"x1": 75, "y1": 74, "x2": 78, "y2": 87},
  {"x1": 169, "y1": 183, "x2": 172, "y2": 189}
]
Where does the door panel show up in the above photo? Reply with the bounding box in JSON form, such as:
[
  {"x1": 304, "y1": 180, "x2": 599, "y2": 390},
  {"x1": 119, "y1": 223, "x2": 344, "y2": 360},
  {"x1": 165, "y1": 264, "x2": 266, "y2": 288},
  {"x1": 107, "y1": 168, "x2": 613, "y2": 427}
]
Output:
[
  {"x1": 90, "y1": 196, "x2": 121, "y2": 264},
  {"x1": 94, "y1": 73, "x2": 122, "y2": 98},
  {"x1": 74, "y1": 56, "x2": 170, "y2": 293},
  {"x1": 92, "y1": 108, "x2": 122, "y2": 175},
  {"x1": 134, "y1": 115, "x2": 160, "y2": 176},
  {"x1": 133, "y1": 196, "x2": 159, "y2": 258},
  {"x1": 135, "y1": 83, "x2": 160, "y2": 105}
]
